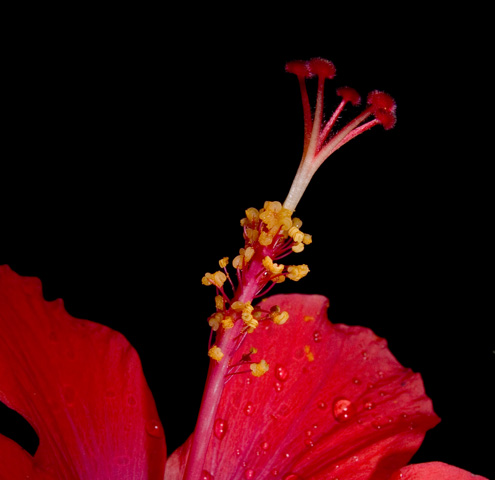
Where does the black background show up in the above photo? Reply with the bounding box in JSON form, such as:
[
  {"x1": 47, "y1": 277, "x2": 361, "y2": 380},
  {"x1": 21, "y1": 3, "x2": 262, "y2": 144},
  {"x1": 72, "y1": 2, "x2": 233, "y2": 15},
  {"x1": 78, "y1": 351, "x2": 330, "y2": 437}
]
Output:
[{"x1": 1, "y1": 6, "x2": 493, "y2": 479}]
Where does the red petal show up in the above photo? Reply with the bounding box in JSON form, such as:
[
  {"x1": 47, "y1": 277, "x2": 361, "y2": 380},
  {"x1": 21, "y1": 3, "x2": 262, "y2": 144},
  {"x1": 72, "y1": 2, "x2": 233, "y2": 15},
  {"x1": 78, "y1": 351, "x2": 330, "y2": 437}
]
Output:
[
  {"x1": 0, "y1": 265, "x2": 166, "y2": 479},
  {"x1": 391, "y1": 462, "x2": 489, "y2": 480},
  {"x1": 168, "y1": 294, "x2": 439, "y2": 479}
]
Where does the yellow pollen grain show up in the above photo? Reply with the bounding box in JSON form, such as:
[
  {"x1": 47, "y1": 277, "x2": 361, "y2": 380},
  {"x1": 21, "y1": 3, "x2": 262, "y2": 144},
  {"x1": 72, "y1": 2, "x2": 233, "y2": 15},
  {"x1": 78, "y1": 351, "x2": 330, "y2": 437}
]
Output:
[
  {"x1": 250, "y1": 359, "x2": 269, "y2": 377},
  {"x1": 304, "y1": 345, "x2": 315, "y2": 362},
  {"x1": 208, "y1": 345, "x2": 224, "y2": 362},
  {"x1": 304, "y1": 315, "x2": 315, "y2": 322}
]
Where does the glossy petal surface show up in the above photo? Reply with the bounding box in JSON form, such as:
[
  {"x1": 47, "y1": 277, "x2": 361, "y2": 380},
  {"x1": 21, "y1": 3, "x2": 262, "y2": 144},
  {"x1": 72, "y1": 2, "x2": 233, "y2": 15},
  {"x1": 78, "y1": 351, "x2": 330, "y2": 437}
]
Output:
[
  {"x1": 392, "y1": 462, "x2": 489, "y2": 480},
  {"x1": 0, "y1": 265, "x2": 166, "y2": 480},
  {"x1": 167, "y1": 294, "x2": 439, "y2": 479}
]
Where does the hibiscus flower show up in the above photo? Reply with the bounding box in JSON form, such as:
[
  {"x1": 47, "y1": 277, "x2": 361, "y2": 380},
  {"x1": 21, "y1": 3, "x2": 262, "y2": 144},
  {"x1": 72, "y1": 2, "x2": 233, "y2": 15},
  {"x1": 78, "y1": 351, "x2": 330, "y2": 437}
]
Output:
[{"x1": 0, "y1": 58, "x2": 487, "y2": 480}]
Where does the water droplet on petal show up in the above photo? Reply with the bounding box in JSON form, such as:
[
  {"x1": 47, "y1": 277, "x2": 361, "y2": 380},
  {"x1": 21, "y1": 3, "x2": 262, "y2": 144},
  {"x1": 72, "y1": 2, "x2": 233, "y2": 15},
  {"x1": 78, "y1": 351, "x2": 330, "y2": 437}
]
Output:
[
  {"x1": 214, "y1": 418, "x2": 228, "y2": 440},
  {"x1": 304, "y1": 438, "x2": 314, "y2": 448},
  {"x1": 313, "y1": 330, "x2": 322, "y2": 342},
  {"x1": 145, "y1": 419, "x2": 164, "y2": 438},
  {"x1": 371, "y1": 416, "x2": 394, "y2": 430},
  {"x1": 244, "y1": 402, "x2": 254, "y2": 416},
  {"x1": 261, "y1": 441, "x2": 270, "y2": 450},
  {"x1": 202, "y1": 470, "x2": 213, "y2": 480},
  {"x1": 271, "y1": 469, "x2": 279, "y2": 477},
  {"x1": 352, "y1": 377, "x2": 361, "y2": 385},
  {"x1": 244, "y1": 468, "x2": 255, "y2": 479},
  {"x1": 274, "y1": 381, "x2": 283, "y2": 392},
  {"x1": 317, "y1": 401, "x2": 327, "y2": 409},
  {"x1": 275, "y1": 365, "x2": 289, "y2": 382},
  {"x1": 332, "y1": 397, "x2": 356, "y2": 423},
  {"x1": 364, "y1": 401, "x2": 376, "y2": 410}
]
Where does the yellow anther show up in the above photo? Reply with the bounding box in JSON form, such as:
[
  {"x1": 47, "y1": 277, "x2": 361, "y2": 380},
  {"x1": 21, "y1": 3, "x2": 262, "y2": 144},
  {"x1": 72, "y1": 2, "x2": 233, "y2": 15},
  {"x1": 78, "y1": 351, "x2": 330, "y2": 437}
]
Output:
[
  {"x1": 242, "y1": 303, "x2": 258, "y2": 332},
  {"x1": 202, "y1": 271, "x2": 227, "y2": 288},
  {"x1": 262, "y1": 256, "x2": 284, "y2": 275},
  {"x1": 291, "y1": 242, "x2": 305, "y2": 253},
  {"x1": 288, "y1": 226, "x2": 304, "y2": 244},
  {"x1": 272, "y1": 310, "x2": 289, "y2": 325},
  {"x1": 304, "y1": 345, "x2": 315, "y2": 362},
  {"x1": 244, "y1": 247, "x2": 255, "y2": 262},
  {"x1": 287, "y1": 264, "x2": 310, "y2": 281},
  {"x1": 232, "y1": 255, "x2": 243, "y2": 269},
  {"x1": 208, "y1": 312, "x2": 223, "y2": 331},
  {"x1": 258, "y1": 231, "x2": 274, "y2": 246},
  {"x1": 259, "y1": 201, "x2": 293, "y2": 234},
  {"x1": 208, "y1": 345, "x2": 224, "y2": 362},
  {"x1": 215, "y1": 295, "x2": 225, "y2": 311},
  {"x1": 303, "y1": 233, "x2": 312, "y2": 245},
  {"x1": 292, "y1": 217, "x2": 303, "y2": 229},
  {"x1": 231, "y1": 301, "x2": 245, "y2": 311},
  {"x1": 219, "y1": 257, "x2": 229, "y2": 268},
  {"x1": 250, "y1": 359, "x2": 269, "y2": 377},
  {"x1": 221, "y1": 315, "x2": 234, "y2": 329},
  {"x1": 245, "y1": 227, "x2": 259, "y2": 244},
  {"x1": 245, "y1": 207, "x2": 259, "y2": 223}
]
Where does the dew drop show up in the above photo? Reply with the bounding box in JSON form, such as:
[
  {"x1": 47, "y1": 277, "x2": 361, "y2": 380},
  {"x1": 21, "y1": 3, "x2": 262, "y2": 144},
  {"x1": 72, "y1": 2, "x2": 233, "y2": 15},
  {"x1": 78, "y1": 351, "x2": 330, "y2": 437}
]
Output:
[
  {"x1": 244, "y1": 468, "x2": 255, "y2": 479},
  {"x1": 271, "y1": 470, "x2": 279, "y2": 476},
  {"x1": 332, "y1": 397, "x2": 356, "y2": 423},
  {"x1": 145, "y1": 419, "x2": 164, "y2": 438},
  {"x1": 371, "y1": 416, "x2": 394, "y2": 430},
  {"x1": 317, "y1": 401, "x2": 327, "y2": 409},
  {"x1": 261, "y1": 441, "x2": 270, "y2": 450},
  {"x1": 313, "y1": 330, "x2": 322, "y2": 342},
  {"x1": 352, "y1": 377, "x2": 361, "y2": 385},
  {"x1": 202, "y1": 470, "x2": 213, "y2": 480},
  {"x1": 214, "y1": 418, "x2": 228, "y2": 440},
  {"x1": 274, "y1": 381, "x2": 283, "y2": 392},
  {"x1": 244, "y1": 402, "x2": 254, "y2": 416},
  {"x1": 364, "y1": 401, "x2": 376, "y2": 410},
  {"x1": 274, "y1": 365, "x2": 289, "y2": 382},
  {"x1": 62, "y1": 385, "x2": 76, "y2": 406},
  {"x1": 304, "y1": 438, "x2": 314, "y2": 448}
]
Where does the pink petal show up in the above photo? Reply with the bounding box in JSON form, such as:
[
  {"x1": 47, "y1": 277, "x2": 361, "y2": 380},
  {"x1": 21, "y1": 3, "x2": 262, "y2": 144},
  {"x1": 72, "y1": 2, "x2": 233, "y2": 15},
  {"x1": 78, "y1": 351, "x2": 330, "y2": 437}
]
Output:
[
  {"x1": 168, "y1": 294, "x2": 439, "y2": 479},
  {"x1": 0, "y1": 265, "x2": 166, "y2": 479},
  {"x1": 391, "y1": 462, "x2": 489, "y2": 480}
]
